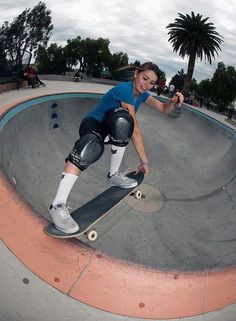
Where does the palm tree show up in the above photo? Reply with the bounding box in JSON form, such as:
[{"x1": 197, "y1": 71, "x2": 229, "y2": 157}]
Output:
[{"x1": 166, "y1": 12, "x2": 223, "y2": 94}]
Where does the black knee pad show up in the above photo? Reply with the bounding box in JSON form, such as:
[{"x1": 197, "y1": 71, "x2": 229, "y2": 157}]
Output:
[
  {"x1": 67, "y1": 133, "x2": 104, "y2": 170},
  {"x1": 104, "y1": 109, "x2": 134, "y2": 147}
]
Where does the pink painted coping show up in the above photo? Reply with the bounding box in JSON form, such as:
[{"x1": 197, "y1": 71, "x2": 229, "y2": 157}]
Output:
[{"x1": 0, "y1": 97, "x2": 236, "y2": 319}]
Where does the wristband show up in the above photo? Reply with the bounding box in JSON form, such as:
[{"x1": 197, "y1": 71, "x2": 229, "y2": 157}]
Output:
[{"x1": 140, "y1": 159, "x2": 149, "y2": 166}]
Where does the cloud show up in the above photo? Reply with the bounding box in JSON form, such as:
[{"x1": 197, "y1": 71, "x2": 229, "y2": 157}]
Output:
[{"x1": 1, "y1": 0, "x2": 236, "y2": 83}]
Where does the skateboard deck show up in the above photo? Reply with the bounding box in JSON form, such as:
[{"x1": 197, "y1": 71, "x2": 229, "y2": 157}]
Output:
[{"x1": 44, "y1": 171, "x2": 144, "y2": 240}]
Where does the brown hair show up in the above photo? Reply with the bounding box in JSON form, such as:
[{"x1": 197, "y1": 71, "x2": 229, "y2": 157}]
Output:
[{"x1": 118, "y1": 62, "x2": 160, "y2": 79}]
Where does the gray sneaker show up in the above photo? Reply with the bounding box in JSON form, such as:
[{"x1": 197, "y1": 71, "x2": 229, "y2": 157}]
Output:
[
  {"x1": 49, "y1": 203, "x2": 79, "y2": 234},
  {"x1": 107, "y1": 170, "x2": 138, "y2": 188}
]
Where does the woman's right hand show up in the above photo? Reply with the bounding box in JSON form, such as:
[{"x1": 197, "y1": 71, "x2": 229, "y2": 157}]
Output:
[{"x1": 135, "y1": 163, "x2": 149, "y2": 176}]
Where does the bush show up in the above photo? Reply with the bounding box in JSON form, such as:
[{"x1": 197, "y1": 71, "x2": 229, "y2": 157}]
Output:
[{"x1": 0, "y1": 77, "x2": 14, "y2": 85}]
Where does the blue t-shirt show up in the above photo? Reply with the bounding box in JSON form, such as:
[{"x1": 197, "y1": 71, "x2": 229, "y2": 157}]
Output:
[{"x1": 86, "y1": 81, "x2": 150, "y2": 122}]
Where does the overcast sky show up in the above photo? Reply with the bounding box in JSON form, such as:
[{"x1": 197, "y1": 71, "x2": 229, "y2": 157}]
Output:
[{"x1": 1, "y1": 0, "x2": 236, "y2": 83}]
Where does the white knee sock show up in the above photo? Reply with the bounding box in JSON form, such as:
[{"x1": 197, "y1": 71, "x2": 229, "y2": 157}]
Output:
[
  {"x1": 52, "y1": 172, "x2": 78, "y2": 206},
  {"x1": 109, "y1": 145, "x2": 126, "y2": 176}
]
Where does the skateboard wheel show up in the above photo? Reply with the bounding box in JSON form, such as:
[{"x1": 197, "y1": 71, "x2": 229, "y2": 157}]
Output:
[
  {"x1": 86, "y1": 230, "x2": 98, "y2": 241},
  {"x1": 134, "y1": 190, "x2": 142, "y2": 199}
]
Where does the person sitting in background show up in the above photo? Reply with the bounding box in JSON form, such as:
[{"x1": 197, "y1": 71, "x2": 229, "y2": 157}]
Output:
[
  {"x1": 28, "y1": 64, "x2": 45, "y2": 87},
  {"x1": 21, "y1": 65, "x2": 33, "y2": 87}
]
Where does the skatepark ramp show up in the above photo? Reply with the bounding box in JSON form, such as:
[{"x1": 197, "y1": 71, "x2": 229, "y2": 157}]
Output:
[{"x1": 0, "y1": 92, "x2": 236, "y2": 319}]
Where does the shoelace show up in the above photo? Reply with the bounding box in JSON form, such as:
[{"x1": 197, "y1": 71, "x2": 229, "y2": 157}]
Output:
[
  {"x1": 59, "y1": 205, "x2": 72, "y2": 218},
  {"x1": 116, "y1": 168, "x2": 131, "y2": 180}
]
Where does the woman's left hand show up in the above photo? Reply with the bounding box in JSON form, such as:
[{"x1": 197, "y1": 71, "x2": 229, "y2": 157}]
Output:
[{"x1": 171, "y1": 91, "x2": 184, "y2": 105}]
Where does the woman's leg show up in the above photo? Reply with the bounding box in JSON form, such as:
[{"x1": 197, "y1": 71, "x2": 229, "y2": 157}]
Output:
[
  {"x1": 109, "y1": 145, "x2": 126, "y2": 176},
  {"x1": 51, "y1": 162, "x2": 81, "y2": 206},
  {"x1": 104, "y1": 109, "x2": 137, "y2": 188},
  {"x1": 107, "y1": 145, "x2": 137, "y2": 188},
  {"x1": 49, "y1": 161, "x2": 81, "y2": 234},
  {"x1": 52, "y1": 118, "x2": 104, "y2": 207},
  {"x1": 49, "y1": 118, "x2": 104, "y2": 233}
]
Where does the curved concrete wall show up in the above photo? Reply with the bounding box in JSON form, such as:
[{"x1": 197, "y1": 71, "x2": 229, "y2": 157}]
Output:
[{"x1": 0, "y1": 92, "x2": 236, "y2": 318}]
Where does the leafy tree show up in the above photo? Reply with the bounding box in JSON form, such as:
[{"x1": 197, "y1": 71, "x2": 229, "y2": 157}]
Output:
[
  {"x1": 170, "y1": 69, "x2": 185, "y2": 90},
  {"x1": 155, "y1": 66, "x2": 166, "y2": 84},
  {"x1": 132, "y1": 60, "x2": 141, "y2": 66},
  {"x1": 37, "y1": 43, "x2": 67, "y2": 74},
  {"x1": 0, "y1": 1, "x2": 53, "y2": 67},
  {"x1": 37, "y1": 36, "x2": 129, "y2": 77},
  {"x1": 0, "y1": 43, "x2": 6, "y2": 59},
  {"x1": 166, "y1": 12, "x2": 223, "y2": 94},
  {"x1": 63, "y1": 37, "x2": 112, "y2": 76},
  {"x1": 189, "y1": 78, "x2": 198, "y2": 93},
  {"x1": 36, "y1": 45, "x2": 48, "y2": 72},
  {"x1": 0, "y1": 43, "x2": 7, "y2": 74},
  {"x1": 210, "y1": 62, "x2": 236, "y2": 111},
  {"x1": 64, "y1": 36, "x2": 83, "y2": 70},
  {"x1": 80, "y1": 37, "x2": 111, "y2": 76},
  {"x1": 108, "y1": 51, "x2": 129, "y2": 79},
  {"x1": 196, "y1": 78, "x2": 213, "y2": 98}
]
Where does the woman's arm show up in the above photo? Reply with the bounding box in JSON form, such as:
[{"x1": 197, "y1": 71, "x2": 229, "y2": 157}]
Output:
[
  {"x1": 121, "y1": 102, "x2": 149, "y2": 175},
  {"x1": 145, "y1": 91, "x2": 184, "y2": 114}
]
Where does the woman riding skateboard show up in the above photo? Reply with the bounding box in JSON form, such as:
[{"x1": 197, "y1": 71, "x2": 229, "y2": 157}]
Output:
[{"x1": 49, "y1": 62, "x2": 184, "y2": 233}]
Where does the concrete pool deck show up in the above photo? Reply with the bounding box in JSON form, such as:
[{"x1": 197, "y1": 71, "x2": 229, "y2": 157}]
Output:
[{"x1": 0, "y1": 80, "x2": 236, "y2": 321}]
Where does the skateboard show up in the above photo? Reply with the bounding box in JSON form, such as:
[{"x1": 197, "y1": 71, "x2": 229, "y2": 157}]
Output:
[{"x1": 44, "y1": 171, "x2": 144, "y2": 241}]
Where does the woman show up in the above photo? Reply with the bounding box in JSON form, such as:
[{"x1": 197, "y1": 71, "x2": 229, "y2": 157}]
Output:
[{"x1": 49, "y1": 62, "x2": 184, "y2": 233}]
